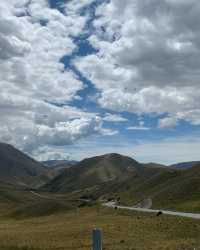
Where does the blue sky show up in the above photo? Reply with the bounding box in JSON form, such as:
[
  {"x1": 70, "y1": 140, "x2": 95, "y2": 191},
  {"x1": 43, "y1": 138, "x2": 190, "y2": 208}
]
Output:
[{"x1": 1, "y1": 0, "x2": 200, "y2": 164}]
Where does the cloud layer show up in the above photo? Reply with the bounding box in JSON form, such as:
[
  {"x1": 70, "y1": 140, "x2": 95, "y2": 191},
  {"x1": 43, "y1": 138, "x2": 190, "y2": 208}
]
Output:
[
  {"x1": 1, "y1": 0, "x2": 200, "y2": 161},
  {"x1": 74, "y1": 0, "x2": 200, "y2": 126},
  {"x1": 0, "y1": 0, "x2": 101, "y2": 154}
]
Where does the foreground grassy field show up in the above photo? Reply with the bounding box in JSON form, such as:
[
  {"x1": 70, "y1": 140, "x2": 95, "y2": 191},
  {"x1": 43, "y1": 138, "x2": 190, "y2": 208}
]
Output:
[{"x1": 0, "y1": 205, "x2": 200, "y2": 250}]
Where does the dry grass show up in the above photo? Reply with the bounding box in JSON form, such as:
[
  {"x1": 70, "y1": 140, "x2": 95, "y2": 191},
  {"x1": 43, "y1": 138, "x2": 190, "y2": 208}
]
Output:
[{"x1": 0, "y1": 206, "x2": 200, "y2": 250}]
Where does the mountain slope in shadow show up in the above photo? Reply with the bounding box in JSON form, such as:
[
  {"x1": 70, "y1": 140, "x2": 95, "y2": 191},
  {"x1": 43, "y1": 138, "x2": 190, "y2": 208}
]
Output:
[{"x1": 0, "y1": 143, "x2": 51, "y2": 188}]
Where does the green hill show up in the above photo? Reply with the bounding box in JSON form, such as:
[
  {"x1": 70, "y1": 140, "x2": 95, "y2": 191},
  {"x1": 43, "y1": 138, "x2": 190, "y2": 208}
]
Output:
[
  {"x1": 151, "y1": 165, "x2": 200, "y2": 212},
  {"x1": 44, "y1": 153, "x2": 200, "y2": 213},
  {"x1": 43, "y1": 153, "x2": 167, "y2": 196},
  {"x1": 1, "y1": 143, "x2": 200, "y2": 214},
  {"x1": 117, "y1": 164, "x2": 200, "y2": 212},
  {"x1": 44, "y1": 154, "x2": 137, "y2": 192}
]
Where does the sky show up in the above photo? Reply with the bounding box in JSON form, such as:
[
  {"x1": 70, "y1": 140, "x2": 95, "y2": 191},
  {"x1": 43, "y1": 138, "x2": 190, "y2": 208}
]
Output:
[{"x1": 1, "y1": 0, "x2": 200, "y2": 165}]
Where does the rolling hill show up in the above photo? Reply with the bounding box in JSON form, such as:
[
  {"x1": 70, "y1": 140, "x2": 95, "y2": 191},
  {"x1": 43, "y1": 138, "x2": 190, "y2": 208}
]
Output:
[
  {"x1": 43, "y1": 153, "x2": 167, "y2": 195},
  {"x1": 0, "y1": 143, "x2": 200, "y2": 214},
  {"x1": 43, "y1": 153, "x2": 200, "y2": 213},
  {"x1": 112, "y1": 163, "x2": 200, "y2": 212},
  {"x1": 150, "y1": 164, "x2": 200, "y2": 212}
]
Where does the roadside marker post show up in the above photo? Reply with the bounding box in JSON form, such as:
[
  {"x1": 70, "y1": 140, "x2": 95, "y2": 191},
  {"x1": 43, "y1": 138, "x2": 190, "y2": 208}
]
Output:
[{"x1": 92, "y1": 229, "x2": 102, "y2": 250}]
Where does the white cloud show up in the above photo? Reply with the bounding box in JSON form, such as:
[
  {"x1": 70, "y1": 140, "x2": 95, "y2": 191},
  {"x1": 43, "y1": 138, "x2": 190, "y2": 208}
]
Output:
[
  {"x1": 2, "y1": 0, "x2": 200, "y2": 161},
  {"x1": 103, "y1": 113, "x2": 127, "y2": 122},
  {"x1": 74, "y1": 0, "x2": 200, "y2": 126},
  {"x1": 158, "y1": 116, "x2": 178, "y2": 129},
  {"x1": 29, "y1": 117, "x2": 101, "y2": 148},
  {"x1": 33, "y1": 146, "x2": 71, "y2": 161},
  {"x1": 0, "y1": 0, "x2": 102, "y2": 155},
  {"x1": 65, "y1": 0, "x2": 95, "y2": 14},
  {"x1": 127, "y1": 121, "x2": 150, "y2": 130},
  {"x1": 0, "y1": 91, "x2": 103, "y2": 151},
  {"x1": 100, "y1": 128, "x2": 119, "y2": 136}
]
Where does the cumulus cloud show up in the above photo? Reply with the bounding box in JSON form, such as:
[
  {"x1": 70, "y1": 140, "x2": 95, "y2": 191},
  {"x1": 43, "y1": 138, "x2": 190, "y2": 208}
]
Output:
[
  {"x1": 74, "y1": 0, "x2": 200, "y2": 126},
  {"x1": 24, "y1": 117, "x2": 101, "y2": 151},
  {"x1": 32, "y1": 146, "x2": 71, "y2": 161},
  {"x1": 65, "y1": 0, "x2": 96, "y2": 14},
  {"x1": 0, "y1": 0, "x2": 102, "y2": 156},
  {"x1": 2, "y1": 0, "x2": 200, "y2": 161},
  {"x1": 158, "y1": 117, "x2": 178, "y2": 129},
  {"x1": 103, "y1": 113, "x2": 128, "y2": 122}
]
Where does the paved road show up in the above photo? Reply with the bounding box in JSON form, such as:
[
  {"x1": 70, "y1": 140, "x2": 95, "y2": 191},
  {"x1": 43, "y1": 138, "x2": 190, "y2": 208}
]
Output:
[{"x1": 103, "y1": 202, "x2": 200, "y2": 220}]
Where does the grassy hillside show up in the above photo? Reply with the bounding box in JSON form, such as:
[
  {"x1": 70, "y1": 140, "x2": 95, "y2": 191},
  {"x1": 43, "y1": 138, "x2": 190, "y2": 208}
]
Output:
[
  {"x1": 0, "y1": 206, "x2": 200, "y2": 250},
  {"x1": 0, "y1": 247, "x2": 41, "y2": 250},
  {"x1": 152, "y1": 165, "x2": 200, "y2": 211},
  {"x1": 0, "y1": 180, "x2": 81, "y2": 220},
  {"x1": 118, "y1": 165, "x2": 200, "y2": 212}
]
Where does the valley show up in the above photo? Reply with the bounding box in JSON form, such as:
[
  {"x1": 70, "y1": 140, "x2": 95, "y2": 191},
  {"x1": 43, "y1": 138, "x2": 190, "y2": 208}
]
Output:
[
  {"x1": 2, "y1": 0, "x2": 200, "y2": 249},
  {"x1": 0, "y1": 143, "x2": 200, "y2": 249}
]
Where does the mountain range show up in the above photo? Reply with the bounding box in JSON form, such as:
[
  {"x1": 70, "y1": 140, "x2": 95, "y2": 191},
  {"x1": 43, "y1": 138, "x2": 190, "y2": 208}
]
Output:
[{"x1": 0, "y1": 142, "x2": 200, "y2": 214}]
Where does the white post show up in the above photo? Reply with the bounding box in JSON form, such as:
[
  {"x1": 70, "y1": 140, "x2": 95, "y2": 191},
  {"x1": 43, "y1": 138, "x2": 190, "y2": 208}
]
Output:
[{"x1": 92, "y1": 229, "x2": 102, "y2": 250}]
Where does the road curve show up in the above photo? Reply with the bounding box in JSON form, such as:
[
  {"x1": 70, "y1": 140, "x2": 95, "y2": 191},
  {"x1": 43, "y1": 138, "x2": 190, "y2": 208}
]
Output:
[{"x1": 103, "y1": 202, "x2": 200, "y2": 220}]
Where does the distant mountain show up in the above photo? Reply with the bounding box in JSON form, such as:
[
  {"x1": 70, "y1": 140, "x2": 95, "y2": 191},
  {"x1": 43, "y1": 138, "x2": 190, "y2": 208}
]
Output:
[
  {"x1": 43, "y1": 153, "x2": 166, "y2": 193},
  {"x1": 0, "y1": 143, "x2": 51, "y2": 188},
  {"x1": 170, "y1": 161, "x2": 200, "y2": 169},
  {"x1": 2, "y1": 143, "x2": 200, "y2": 214},
  {"x1": 42, "y1": 160, "x2": 78, "y2": 168},
  {"x1": 42, "y1": 160, "x2": 79, "y2": 177}
]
